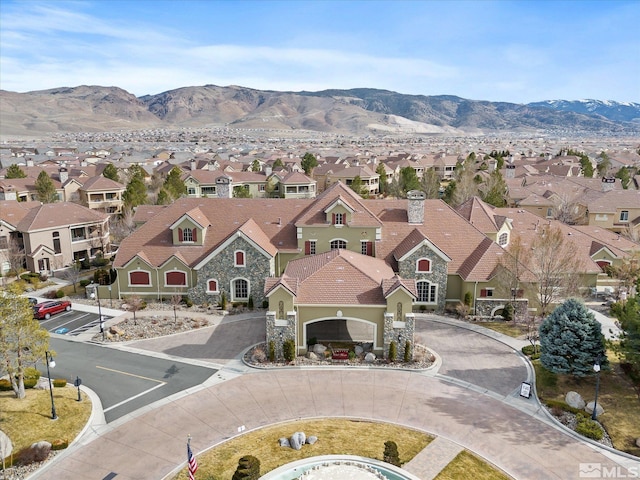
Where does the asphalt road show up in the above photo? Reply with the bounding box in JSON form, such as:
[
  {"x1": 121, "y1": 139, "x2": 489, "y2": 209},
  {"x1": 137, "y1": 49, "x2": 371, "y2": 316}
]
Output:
[{"x1": 43, "y1": 337, "x2": 218, "y2": 423}]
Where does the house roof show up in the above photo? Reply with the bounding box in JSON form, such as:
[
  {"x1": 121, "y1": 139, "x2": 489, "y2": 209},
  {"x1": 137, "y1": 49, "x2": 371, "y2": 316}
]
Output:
[
  {"x1": 14, "y1": 202, "x2": 109, "y2": 231},
  {"x1": 79, "y1": 175, "x2": 125, "y2": 191},
  {"x1": 0, "y1": 200, "x2": 41, "y2": 228}
]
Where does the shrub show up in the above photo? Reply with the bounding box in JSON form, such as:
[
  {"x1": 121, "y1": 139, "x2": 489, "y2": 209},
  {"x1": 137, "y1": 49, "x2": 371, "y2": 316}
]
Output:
[
  {"x1": 348, "y1": 350, "x2": 356, "y2": 360},
  {"x1": 91, "y1": 256, "x2": 109, "y2": 267},
  {"x1": 464, "y1": 291, "x2": 473, "y2": 306},
  {"x1": 252, "y1": 347, "x2": 267, "y2": 363},
  {"x1": 15, "y1": 442, "x2": 51, "y2": 465},
  {"x1": 283, "y1": 339, "x2": 296, "y2": 362},
  {"x1": 576, "y1": 414, "x2": 604, "y2": 440},
  {"x1": 182, "y1": 296, "x2": 193, "y2": 308},
  {"x1": 455, "y1": 303, "x2": 470, "y2": 319},
  {"x1": 544, "y1": 399, "x2": 582, "y2": 415},
  {"x1": 51, "y1": 439, "x2": 69, "y2": 451},
  {"x1": 388, "y1": 341, "x2": 397, "y2": 362},
  {"x1": 79, "y1": 279, "x2": 90, "y2": 287},
  {"x1": 220, "y1": 292, "x2": 227, "y2": 310},
  {"x1": 262, "y1": 300, "x2": 268, "y2": 309},
  {"x1": 53, "y1": 378, "x2": 67, "y2": 388},
  {"x1": 404, "y1": 341, "x2": 412, "y2": 363},
  {"x1": 80, "y1": 259, "x2": 90, "y2": 270},
  {"x1": 94, "y1": 268, "x2": 109, "y2": 284},
  {"x1": 522, "y1": 345, "x2": 536, "y2": 356},
  {"x1": 23, "y1": 378, "x2": 37, "y2": 389},
  {"x1": 503, "y1": 302, "x2": 515, "y2": 322},
  {"x1": 0, "y1": 378, "x2": 12, "y2": 391},
  {"x1": 268, "y1": 340, "x2": 276, "y2": 362},
  {"x1": 232, "y1": 455, "x2": 261, "y2": 480},
  {"x1": 530, "y1": 352, "x2": 541, "y2": 360},
  {"x1": 383, "y1": 440, "x2": 401, "y2": 467},
  {"x1": 55, "y1": 289, "x2": 65, "y2": 298},
  {"x1": 24, "y1": 367, "x2": 41, "y2": 380},
  {"x1": 419, "y1": 305, "x2": 426, "y2": 312}
]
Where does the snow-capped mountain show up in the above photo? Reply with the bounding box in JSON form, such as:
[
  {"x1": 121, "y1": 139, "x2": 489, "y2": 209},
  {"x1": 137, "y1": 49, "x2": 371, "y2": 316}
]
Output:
[{"x1": 528, "y1": 99, "x2": 640, "y2": 123}]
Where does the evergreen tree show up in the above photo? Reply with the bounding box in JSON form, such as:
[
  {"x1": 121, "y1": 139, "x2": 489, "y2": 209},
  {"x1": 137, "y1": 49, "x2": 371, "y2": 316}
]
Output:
[
  {"x1": 597, "y1": 152, "x2": 611, "y2": 177},
  {"x1": 273, "y1": 158, "x2": 284, "y2": 169},
  {"x1": 35, "y1": 170, "x2": 58, "y2": 203},
  {"x1": 383, "y1": 440, "x2": 401, "y2": 466},
  {"x1": 539, "y1": 299, "x2": 608, "y2": 377},
  {"x1": 251, "y1": 159, "x2": 261, "y2": 172},
  {"x1": 376, "y1": 163, "x2": 388, "y2": 195},
  {"x1": 481, "y1": 170, "x2": 507, "y2": 207},
  {"x1": 349, "y1": 175, "x2": 367, "y2": 197},
  {"x1": 156, "y1": 188, "x2": 171, "y2": 205},
  {"x1": 233, "y1": 185, "x2": 252, "y2": 198},
  {"x1": 421, "y1": 167, "x2": 440, "y2": 199},
  {"x1": 5, "y1": 164, "x2": 26, "y2": 179},
  {"x1": 611, "y1": 296, "x2": 640, "y2": 382},
  {"x1": 102, "y1": 163, "x2": 120, "y2": 182},
  {"x1": 163, "y1": 167, "x2": 186, "y2": 200},
  {"x1": 399, "y1": 167, "x2": 420, "y2": 195},
  {"x1": 301, "y1": 152, "x2": 318, "y2": 175},
  {"x1": 615, "y1": 167, "x2": 631, "y2": 189},
  {"x1": 123, "y1": 174, "x2": 148, "y2": 209}
]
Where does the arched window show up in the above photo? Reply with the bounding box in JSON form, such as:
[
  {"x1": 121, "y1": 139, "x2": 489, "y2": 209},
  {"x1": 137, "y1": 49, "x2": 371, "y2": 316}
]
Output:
[
  {"x1": 166, "y1": 271, "x2": 187, "y2": 286},
  {"x1": 235, "y1": 250, "x2": 245, "y2": 266},
  {"x1": 182, "y1": 227, "x2": 193, "y2": 242},
  {"x1": 498, "y1": 232, "x2": 508, "y2": 246},
  {"x1": 207, "y1": 279, "x2": 218, "y2": 293},
  {"x1": 233, "y1": 278, "x2": 249, "y2": 300},
  {"x1": 416, "y1": 280, "x2": 437, "y2": 303},
  {"x1": 416, "y1": 258, "x2": 431, "y2": 272},
  {"x1": 397, "y1": 302, "x2": 402, "y2": 320},
  {"x1": 129, "y1": 270, "x2": 151, "y2": 286},
  {"x1": 330, "y1": 239, "x2": 347, "y2": 250},
  {"x1": 278, "y1": 300, "x2": 284, "y2": 319}
]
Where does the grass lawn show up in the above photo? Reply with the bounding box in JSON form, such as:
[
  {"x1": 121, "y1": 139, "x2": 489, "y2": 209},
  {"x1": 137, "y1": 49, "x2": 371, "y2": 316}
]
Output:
[
  {"x1": 0, "y1": 386, "x2": 92, "y2": 458},
  {"x1": 435, "y1": 450, "x2": 511, "y2": 480},
  {"x1": 478, "y1": 321, "x2": 528, "y2": 338},
  {"x1": 533, "y1": 355, "x2": 640, "y2": 456},
  {"x1": 173, "y1": 418, "x2": 433, "y2": 479}
]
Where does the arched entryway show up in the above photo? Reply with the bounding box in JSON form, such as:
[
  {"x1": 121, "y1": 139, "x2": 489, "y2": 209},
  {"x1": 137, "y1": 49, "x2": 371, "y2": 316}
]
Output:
[{"x1": 305, "y1": 317, "x2": 377, "y2": 347}]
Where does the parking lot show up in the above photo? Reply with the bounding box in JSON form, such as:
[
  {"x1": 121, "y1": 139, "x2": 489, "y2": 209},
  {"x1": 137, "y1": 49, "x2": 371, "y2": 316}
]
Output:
[{"x1": 37, "y1": 308, "x2": 113, "y2": 336}]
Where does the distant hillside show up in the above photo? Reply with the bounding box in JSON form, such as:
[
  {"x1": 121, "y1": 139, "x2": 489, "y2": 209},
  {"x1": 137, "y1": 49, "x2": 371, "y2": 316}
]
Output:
[
  {"x1": 1, "y1": 84, "x2": 637, "y2": 137},
  {"x1": 528, "y1": 99, "x2": 640, "y2": 123}
]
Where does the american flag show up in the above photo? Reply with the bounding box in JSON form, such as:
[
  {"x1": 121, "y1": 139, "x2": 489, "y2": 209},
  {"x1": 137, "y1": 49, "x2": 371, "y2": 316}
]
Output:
[{"x1": 187, "y1": 440, "x2": 198, "y2": 480}]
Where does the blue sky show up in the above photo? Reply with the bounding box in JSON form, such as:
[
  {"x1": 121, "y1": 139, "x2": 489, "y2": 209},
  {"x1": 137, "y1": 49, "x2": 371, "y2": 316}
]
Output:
[{"x1": 1, "y1": 0, "x2": 638, "y2": 103}]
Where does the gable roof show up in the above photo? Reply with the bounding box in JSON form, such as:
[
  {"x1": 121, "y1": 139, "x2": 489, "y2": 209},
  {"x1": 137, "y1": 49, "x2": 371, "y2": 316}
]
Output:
[{"x1": 15, "y1": 202, "x2": 108, "y2": 231}]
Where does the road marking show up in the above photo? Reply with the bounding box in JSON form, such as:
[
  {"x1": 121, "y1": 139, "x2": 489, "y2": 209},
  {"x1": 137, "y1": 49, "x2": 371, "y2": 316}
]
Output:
[
  {"x1": 48, "y1": 314, "x2": 91, "y2": 330},
  {"x1": 96, "y1": 366, "x2": 164, "y2": 383},
  {"x1": 103, "y1": 382, "x2": 166, "y2": 413}
]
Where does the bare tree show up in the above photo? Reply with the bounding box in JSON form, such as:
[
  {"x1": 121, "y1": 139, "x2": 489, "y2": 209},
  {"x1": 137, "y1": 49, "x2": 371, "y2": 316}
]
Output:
[
  {"x1": 57, "y1": 261, "x2": 83, "y2": 293},
  {"x1": 110, "y1": 209, "x2": 137, "y2": 244},
  {"x1": 495, "y1": 234, "x2": 529, "y2": 323},
  {"x1": 4, "y1": 236, "x2": 26, "y2": 276},
  {"x1": 607, "y1": 253, "x2": 640, "y2": 295},
  {"x1": 170, "y1": 294, "x2": 182, "y2": 324},
  {"x1": 127, "y1": 295, "x2": 144, "y2": 326},
  {"x1": 552, "y1": 194, "x2": 584, "y2": 225}
]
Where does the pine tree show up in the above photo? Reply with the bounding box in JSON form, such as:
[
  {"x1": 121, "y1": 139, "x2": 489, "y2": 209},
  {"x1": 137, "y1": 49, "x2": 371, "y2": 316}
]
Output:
[
  {"x1": 251, "y1": 159, "x2": 261, "y2": 172},
  {"x1": 481, "y1": 170, "x2": 507, "y2": 207},
  {"x1": 376, "y1": 163, "x2": 388, "y2": 195},
  {"x1": 301, "y1": 152, "x2": 317, "y2": 175},
  {"x1": 399, "y1": 167, "x2": 420, "y2": 194},
  {"x1": 5, "y1": 164, "x2": 26, "y2": 179},
  {"x1": 102, "y1": 163, "x2": 120, "y2": 182},
  {"x1": 123, "y1": 175, "x2": 148, "y2": 209},
  {"x1": 421, "y1": 167, "x2": 440, "y2": 199},
  {"x1": 539, "y1": 298, "x2": 608, "y2": 377},
  {"x1": 35, "y1": 170, "x2": 58, "y2": 203},
  {"x1": 383, "y1": 440, "x2": 401, "y2": 466},
  {"x1": 163, "y1": 167, "x2": 186, "y2": 200}
]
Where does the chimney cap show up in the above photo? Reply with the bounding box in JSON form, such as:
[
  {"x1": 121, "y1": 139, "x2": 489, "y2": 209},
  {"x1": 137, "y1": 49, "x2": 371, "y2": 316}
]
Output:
[{"x1": 407, "y1": 190, "x2": 426, "y2": 200}]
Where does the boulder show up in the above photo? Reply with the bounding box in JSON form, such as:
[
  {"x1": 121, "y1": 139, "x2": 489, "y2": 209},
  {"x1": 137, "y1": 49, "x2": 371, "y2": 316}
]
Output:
[
  {"x1": 289, "y1": 431, "x2": 306, "y2": 450},
  {"x1": 306, "y1": 435, "x2": 318, "y2": 445},
  {"x1": 35, "y1": 377, "x2": 51, "y2": 390},
  {"x1": 109, "y1": 325, "x2": 124, "y2": 336},
  {"x1": 24, "y1": 441, "x2": 51, "y2": 463},
  {"x1": 636, "y1": 438, "x2": 640, "y2": 448},
  {"x1": 585, "y1": 401, "x2": 604, "y2": 418},
  {"x1": 0, "y1": 430, "x2": 12, "y2": 459},
  {"x1": 362, "y1": 342, "x2": 373, "y2": 352},
  {"x1": 565, "y1": 391, "x2": 585, "y2": 410},
  {"x1": 278, "y1": 437, "x2": 290, "y2": 447},
  {"x1": 313, "y1": 344, "x2": 327, "y2": 355},
  {"x1": 306, "y1": 351, "x2": 319, "y2": 360},
  {"x1": 354, "y1": 345, "x2": 364, "y2": 356},
  {"x1": 364, "y1": 352, "x2": 376, "y2": 363}
]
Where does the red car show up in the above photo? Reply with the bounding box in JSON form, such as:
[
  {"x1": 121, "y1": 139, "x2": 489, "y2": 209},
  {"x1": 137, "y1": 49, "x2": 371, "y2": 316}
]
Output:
[{"x1": 33, "y1": 300, "x2": 72, "y2": 320}]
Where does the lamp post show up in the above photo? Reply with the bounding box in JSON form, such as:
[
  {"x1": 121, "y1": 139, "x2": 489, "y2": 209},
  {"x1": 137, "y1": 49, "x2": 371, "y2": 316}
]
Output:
[
  {"x1": 90, "y1": 282, "x2": 105, "y2": 341},
  {"x1": 45, "y1": 351, "x2": 57, "y2": 420},
  {"x1": 108, "y1": 284, "x2": 112, "y2": 308},
  {"x1": 592, "y1": 359, "x2": 601, "y2": 421}
]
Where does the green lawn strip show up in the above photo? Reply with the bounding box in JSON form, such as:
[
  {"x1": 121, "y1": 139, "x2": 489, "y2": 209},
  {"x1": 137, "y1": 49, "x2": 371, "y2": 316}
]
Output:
[
  {"x1": 1, "y1": 386, "x2": 92, "y2": 459},
  {"x1": 533, "y1": 356, "x2": 640, "y2": 456},
  {"x1": 476, "y1": 321, "x2": 527, "y2": 338},
  {"x1": 173, "y1": 418, "x2": 432, "y2": 480},
  {"x1": 434, "y1": 450, "x2": 512, "y2": 480}
]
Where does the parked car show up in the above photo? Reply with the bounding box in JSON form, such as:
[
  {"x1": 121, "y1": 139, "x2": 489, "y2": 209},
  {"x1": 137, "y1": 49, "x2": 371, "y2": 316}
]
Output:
[{"x1": 33, "y1": 300, "x2": 72, "y2": 320}]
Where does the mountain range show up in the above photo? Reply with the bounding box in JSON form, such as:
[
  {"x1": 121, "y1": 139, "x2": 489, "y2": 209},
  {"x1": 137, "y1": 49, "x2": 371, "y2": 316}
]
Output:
[{"x1": 1, "y1": 85, "x2": 638, "y2": 137}]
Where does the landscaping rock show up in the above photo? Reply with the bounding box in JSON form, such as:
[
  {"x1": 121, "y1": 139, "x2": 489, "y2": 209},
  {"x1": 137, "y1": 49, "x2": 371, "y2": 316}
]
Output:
[
  {"x1": 565, "y1": 391, "x2": 585, "y2": 409},
  {"x1": 35, "y1": 378, "x2": 51, "y2": 390},
  {"x1": 362, "y1": 342, "x2": 373, "y2": 352},
  {"x1": 306, "y1": 435, "x2": 318, "y2": 445},
  {"x1": 0, "y1": 430, "x2": 12, "y2": 458},
  {"x1": 25, "y1": 441, "x2": 51, "y2": 463},
  {"x1": 109, "y1": 326, "x2": 124, "y2": 336},
  {"x1": 585, "y1": 401, "x2": 604, "y2": 417},
  {"x1": 636, "y1": 438, "x2": 640, "y2": 448},
  {"x1": 312, "y1": 344, "x2": 327, "y2": 355},
  {"x1": 364, "y1": 352, "x2": 376, "y2": 363},
  {"x1": 354, "y1": 345, "x2": 364, "y2": 355},
  {"x1": 289, "y1": 432, "x2": 306, "y2": 450},
  {"x1": 306, "y1": 351, "x2": 318, "y2": 360},
  {"x1": 278, "y1": 437, "x2": 290, "y2": 447}
]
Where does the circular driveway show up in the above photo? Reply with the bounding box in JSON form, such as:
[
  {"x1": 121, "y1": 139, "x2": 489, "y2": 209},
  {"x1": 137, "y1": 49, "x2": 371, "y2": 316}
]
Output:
[{"x1": 31, "y1": 313, "x2": 637, "y2": 480}]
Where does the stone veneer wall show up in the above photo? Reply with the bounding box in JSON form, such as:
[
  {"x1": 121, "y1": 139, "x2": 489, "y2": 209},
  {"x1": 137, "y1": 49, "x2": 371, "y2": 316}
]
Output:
[
  {"x1": 188, "y1": 236, "x2": 272, "y2": 305},
  {"x1": 266, "y1": 311, "x2": 297, "y2": 359},
  {"x1": 474, "y1": 298, "x2": 529, "y2": 318},
  {"x1": 397, "y1": 244, "x2": 448, "y2": 311},
  {"x1": 382, "y1": 313, "x2": 415, "y2": 360}
]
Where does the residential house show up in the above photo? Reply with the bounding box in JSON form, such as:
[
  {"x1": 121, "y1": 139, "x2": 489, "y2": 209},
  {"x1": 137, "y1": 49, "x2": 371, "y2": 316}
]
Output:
[{"x1": 78, "y1": 176, "x2": 126, "y2": 214}]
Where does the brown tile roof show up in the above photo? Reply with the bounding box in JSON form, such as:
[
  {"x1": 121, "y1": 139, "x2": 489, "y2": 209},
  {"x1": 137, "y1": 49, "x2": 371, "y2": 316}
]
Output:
[
  {"x1": 456, "y1": 197, "x2": 501, "y2": 233},
  {"x1": 585, "y1": 190, "x2": 640, "y2": 214},
  {"x1": 16, "y1": 202, "x2": 109, "y2": 231},
  {"x1": 238, "y1": 219, "x2": 278, "y2": 257},
  {"x1": 281, "y1": 171, "x2": 315, "y2": 184},
  {"x1": 0, "y1": 200, "x2": 41, "y2": 227},
  {"x1": 133, "y1": 206, "x2": 167, "y2": 224},
  {"x1": 79, "y1": 176, "x2": 125, "y2": 191}
]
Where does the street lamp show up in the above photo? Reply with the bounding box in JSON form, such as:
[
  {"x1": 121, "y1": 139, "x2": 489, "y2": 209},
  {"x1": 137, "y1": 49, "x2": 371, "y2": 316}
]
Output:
[
  {"x1": 108, "y1": 284, "x2": 112, "y2": 308},
  {"x1": 45, "y1": 351, "x2": 57, "y2": 420},
  {"x1": 592, "y1": 358, "x2": 601, "y2": 421},
  {"x1": 90, "y1": 282, "x2": 105, "y2": 341}
]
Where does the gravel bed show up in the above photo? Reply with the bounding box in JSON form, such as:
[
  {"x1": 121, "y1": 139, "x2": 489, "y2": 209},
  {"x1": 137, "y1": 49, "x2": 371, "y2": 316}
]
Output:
[{"x1": 544, "y1": 405, "x2": 613, "y2": 448}]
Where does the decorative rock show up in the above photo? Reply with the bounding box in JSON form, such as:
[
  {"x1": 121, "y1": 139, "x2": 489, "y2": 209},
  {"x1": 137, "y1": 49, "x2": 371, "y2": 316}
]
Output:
[
  {"x1": 354, "y1": 345, "x2": 364, "y2": 355},
  {"x1": 278, "y1": 437, "x2": 290, "y2": 447},
  {"x1": 313, "y1": 344, "x2": 327, "y2": 355},
  {"x1": 35, "y1": 378, "x2": 51, "y2": 390},
  {"x1": 585, "y1": 401, "x2": 604, "y2": 417},
  {"x1": 109, "y1": 326, "x2": 124, "y2": 336},
  {"x1": 27, "y1": 441, "x2": 52, "y2": 462},
  {"x1": 306, "y1": 435, "x2": 318, "y2": 445},
  {"x1": 306, "y1": 351, "x2": 319, "y2": 360},
  {"x1": 565, "y1": 391, "x2": 585, "y2": 409},
  {"x1": 0, "y1": 430, "x2": 13, "y2": 458},
  {"x1": 289, "y1": 431, "x2": 306, "y2": 450},
  {"x1": 636, "y1": 438, "x2": 640, "y2": 448},
  {"x1": 364, "y1": 352, "x2": 376, "y2": 363},
  {"x1": 362, "y1": 342, "x2": 373, "y2": 352}
]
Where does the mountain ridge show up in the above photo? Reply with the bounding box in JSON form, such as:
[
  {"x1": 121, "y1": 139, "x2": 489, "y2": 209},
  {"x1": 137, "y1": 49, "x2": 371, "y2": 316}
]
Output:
[{"x1": 1, "y1": 84, "x2": 638, "y2": 137}]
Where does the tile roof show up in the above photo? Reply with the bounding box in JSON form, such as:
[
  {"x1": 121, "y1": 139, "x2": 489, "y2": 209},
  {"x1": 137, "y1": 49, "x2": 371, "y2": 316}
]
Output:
[
  {"x1": 15, "y1": 202, "x2": 109, "y2": 231},
  {"x1": 456, "y1": 197, "x2": 501, "y2": 233},
  {"x1": 79, "y1": 175, "x2": 125, "y2": 191},
  {"x1": 0, "y1": 200, "x2": 41, "y2": 228}
]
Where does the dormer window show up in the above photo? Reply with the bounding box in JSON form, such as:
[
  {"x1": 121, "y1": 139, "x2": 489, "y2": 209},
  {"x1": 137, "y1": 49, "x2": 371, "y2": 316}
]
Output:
[
  {"x1": 333, "y1": 213, "x2": 344, "y2": 225},
  {"x1": 498, "y1": 233, "x2": 508, "y2": 246}
]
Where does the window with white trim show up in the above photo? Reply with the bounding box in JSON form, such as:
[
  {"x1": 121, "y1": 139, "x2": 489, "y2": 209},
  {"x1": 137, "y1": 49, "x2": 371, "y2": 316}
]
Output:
[
  {"x1": 187, "y1": 187, "x2": 196, "y2": 195},
  {"x1": 416, "y1": 258, "x2": 431, "y2": 272},
  {"x1": 182, "y1": 227, "x2": 193, "y2": 242},
  {"x1": 330, "y1": 239, "x2": 347, "y2": 250},
  {"x1": 620, "y1": 210, "x2": 629, "y2": 222},
  {"x1": 235, "y1": 250, "x2": 245, "y2": 266},
  {"x1": 165, "y1": 270, "x2": 187, "y2": 286},
  {"x1": 129, "y1": 270, "x2": 151, "y2": 286},
  {"x1": 416, "y1": 281, "x2": 437, "y2": 303},
  {"x1": 334, "y1": 213, "x2": 344, "y2": 225},
  {"x1": 207, "y1": 279, "x2": 219, "y2": 293},
  {"x1": 233, "y1": 278, "x2": 249, "y2": 300}
]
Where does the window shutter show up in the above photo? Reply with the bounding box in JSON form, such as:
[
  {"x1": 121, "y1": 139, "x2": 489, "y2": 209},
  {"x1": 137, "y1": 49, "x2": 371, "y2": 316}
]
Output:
[
  {"x1": 366, "y1": 241, "x2": 372, "y2": 256},
  {"x1": 332, "y1": 213, "x2": 336, "y2": 225},
  {"x1": 305, "y1": 241, "x2": 310, "y2": 255},
  {"x1": 193, "y1": 228, "x2": 197, "y2": 242},
  {"x1": 178, "y1": 228, "x2": 183, "y2": 242},
  {"x1": 480, "y1": 289, "x2": 487, "y2": 297}
]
